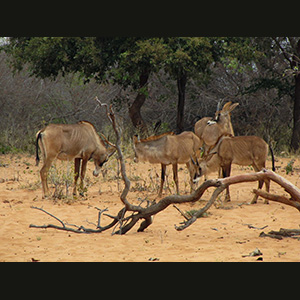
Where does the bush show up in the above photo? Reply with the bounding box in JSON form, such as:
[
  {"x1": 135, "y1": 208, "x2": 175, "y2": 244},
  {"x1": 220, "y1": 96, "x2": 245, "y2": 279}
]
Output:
[{"x1": 47, "y1": 161, "x2": 75, "y2": 201}]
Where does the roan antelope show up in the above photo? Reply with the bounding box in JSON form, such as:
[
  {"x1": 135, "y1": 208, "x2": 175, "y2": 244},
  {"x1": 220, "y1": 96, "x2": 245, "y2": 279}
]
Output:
[
  {"x1": 194, "y1": 101, "x2": 239, "y2": 177},
  {"x1": 198, "y1": 101, "x2": 239, "y2": 151},
  {"x1": 133, "y1": 131, "x2": 202, "y2": 196},
  {"x1": 36, "y1": 121, "x2": 116, "y2": 198},
  {"x1": 198, "y1": 135, "x2": 275, "y2": 204}
]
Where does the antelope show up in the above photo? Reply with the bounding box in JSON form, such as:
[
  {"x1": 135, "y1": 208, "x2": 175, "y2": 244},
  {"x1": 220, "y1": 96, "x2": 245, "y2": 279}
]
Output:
[
  {"x1": 133, "y1": 131, "x2": 202, "y2": 196},
  {"x1": 194, "y1": 101, "x2": 239, "y2": 177},
  {"x1": 198, "y1": 134, "x2": 275, "y2": 204},
  {"x1": 35, "y1": 121, "x2": 116, "y2": 198},
  {"x1": 199, "y1": 101, "x2": 239, "y2": 150}
]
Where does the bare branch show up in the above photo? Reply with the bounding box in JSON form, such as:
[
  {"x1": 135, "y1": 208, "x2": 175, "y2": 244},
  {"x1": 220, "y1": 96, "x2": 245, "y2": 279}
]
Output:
[
  {"x1": 260, "y1": 228, "x2": 300, "y2": 240},
  {"x1": 29, "y1": 206, "x2": 124, "y2": 234},
  {"x1": 253, "y1": 189, "x2": 300, "y2": 212},
  {"x1": 272, "y1": 37, "x2": 293, "y2": 66},
  {"x1": 173, "y1": 204, "x2": 190, "y2": 221},
  {"x1": 30, "y1": 206, "x2": 65, "y2": 228}
]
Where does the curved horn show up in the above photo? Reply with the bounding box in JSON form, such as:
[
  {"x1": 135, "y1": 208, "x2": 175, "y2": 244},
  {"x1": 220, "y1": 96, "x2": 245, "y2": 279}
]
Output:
[
  {"x1": 100, "y1": 133, "x2": 116, "y2": 148},
  {"x1": 216, "y1": 100, "x2": 221, "y2": 112},
  {"x1": 190, "y1": 155, "x2": 196, "y2": 165}
]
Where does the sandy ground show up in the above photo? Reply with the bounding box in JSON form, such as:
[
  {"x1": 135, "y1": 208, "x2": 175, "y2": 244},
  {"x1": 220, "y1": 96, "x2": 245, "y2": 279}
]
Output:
[{"x1": 0, "y1": 153, "x2": 300, "y2": 262}]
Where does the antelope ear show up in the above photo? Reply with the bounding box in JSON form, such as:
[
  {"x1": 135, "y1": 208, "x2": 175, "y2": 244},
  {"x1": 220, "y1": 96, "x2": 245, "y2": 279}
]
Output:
[
  {"x1": 221, "y1": 101, "x2": 232, "y2": 111},
  {"x1": 228, "y1": 103, "x2": 239, "y2": 113}
]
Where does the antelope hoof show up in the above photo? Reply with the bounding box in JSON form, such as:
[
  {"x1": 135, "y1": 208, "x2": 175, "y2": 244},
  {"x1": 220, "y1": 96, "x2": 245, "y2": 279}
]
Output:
[
  {"x1": 93, "y1": 170, "x2": 100, "y2": 177},
  {"x1": 224, "y1": 196, "x2": 231, "y2": 202}
]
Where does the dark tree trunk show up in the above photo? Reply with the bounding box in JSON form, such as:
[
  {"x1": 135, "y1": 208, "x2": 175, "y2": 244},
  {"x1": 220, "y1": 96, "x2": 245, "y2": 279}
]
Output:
[
  {"x1": 291, "y1": 74, "x2": 300, "y2": 151},
  {"x1": 176, "y1": 72, "x2": 187, "y2": 133},
  {"x1": 290, "y1": 39, "x2": 300, "y2": 151},
  {"x1": 128, "y1": 69, "x2": 149, "y2": 135}
]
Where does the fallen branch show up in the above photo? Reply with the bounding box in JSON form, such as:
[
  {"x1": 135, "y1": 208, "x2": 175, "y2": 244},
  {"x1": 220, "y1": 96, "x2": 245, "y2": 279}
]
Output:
[
  {"x1": 29, "y1": 206, "x2": 125, "y2": 234},
  {"x1": 241, "y1": 223, "x2": 268, "y2": 230},
  {"x1": 260, "y1": 228, "x2": 300, "y2": 240},
  {"x1": 219, "y1": 169, "x2": 300, "y2": 213},
  {"x1": 253, "y1": 189, "x2": 300, "y2": 212}
]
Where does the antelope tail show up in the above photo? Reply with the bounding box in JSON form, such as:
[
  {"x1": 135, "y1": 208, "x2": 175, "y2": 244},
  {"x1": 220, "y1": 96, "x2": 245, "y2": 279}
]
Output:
[
  {"x1": 35, "y1": 131, "x2": 42, "y2": 166},
  {"x1": 269, "y1": 144, "x2": 275, "y2": 172}
]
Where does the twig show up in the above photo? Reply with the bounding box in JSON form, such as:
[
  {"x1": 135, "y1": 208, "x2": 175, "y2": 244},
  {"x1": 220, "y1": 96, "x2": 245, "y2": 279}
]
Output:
[
  {"x1": 241, "y1": 223, "x2": 268, "y2": 230},
  {"x1": 173, "y1": 204, "x2": 190, "y2": 221},
  {"x1": 260, "y1": 228, "x2": 300, "y2": 240},
  {"x1": 29, "y1": 206, "x2": 121, "y2": 234},
  {"x1": 94, "y1": 207, "x2": 108, "y2": 229},
  {"x1": 94, "y1": 96, "x2": 113, "y2": 123},
  {"x1": 30, "y1": 206, "x2": 65, "y2": 228}
]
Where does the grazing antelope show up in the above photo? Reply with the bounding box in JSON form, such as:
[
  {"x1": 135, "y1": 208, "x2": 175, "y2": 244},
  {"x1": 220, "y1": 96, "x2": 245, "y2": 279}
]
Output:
[
  {"x1": 198, "y1": 135, "x2": 275, "y2": 204},
  {"x1": 133, "y1": 131, "x2": 202, "y2": 196},
  {"x1": 36, "y1": 121, "x2": 116, "y2": 198}
]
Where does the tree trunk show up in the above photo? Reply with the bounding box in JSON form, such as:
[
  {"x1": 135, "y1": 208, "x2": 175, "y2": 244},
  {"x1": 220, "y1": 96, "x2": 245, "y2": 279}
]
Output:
[
  {"x1": 290, "y1": 39, "x2": 300, "y2": 151},
  {"x1": 176, "y1": 72, "x2": 187, "y2": 133},
  {"x1": 290, "y1": 74, "x2": 300, "y2": 150},
  {"x1": 128, "y1": 69, "x2": 149, "y2": 135}
]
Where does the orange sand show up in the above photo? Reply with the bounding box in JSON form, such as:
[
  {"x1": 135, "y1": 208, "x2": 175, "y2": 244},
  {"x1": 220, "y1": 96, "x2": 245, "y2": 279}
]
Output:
[{"x1": 0, "y1": 153, "x2": 299, "y2": 262}]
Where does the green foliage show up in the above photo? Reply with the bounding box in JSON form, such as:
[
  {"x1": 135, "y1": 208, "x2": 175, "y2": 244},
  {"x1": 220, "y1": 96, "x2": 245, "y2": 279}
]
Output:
[
  {"x1": 3, "y1": 37, "x2": 261, "y2": 109},
  {"x1": 4, "y1": 37, "x2": 258, "y2": 90},
  {"x1": 163, "y1": 37, "x2": 214, "y2": 79},
  {"x1": 218, "y1": 37, "x2": 262, "y2": 73},
  {"x1": 285, "y1": 159, "x2": 295, "y2": 175},
  {"x1": 0, "y1": 144, "x2": 19, "y2": 154}
]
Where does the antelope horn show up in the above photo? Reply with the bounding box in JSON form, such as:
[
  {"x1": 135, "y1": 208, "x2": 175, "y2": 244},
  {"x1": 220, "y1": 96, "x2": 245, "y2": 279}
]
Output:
[
  {"x1": 216, "y1": 100, "x2": 221, "y2": 112},
  {"x1": 100, "y1": 133, "x2": 116, "y2": 148},
  {"x1": 190, "y1": 155, "x2": 197, "y2": 165}
]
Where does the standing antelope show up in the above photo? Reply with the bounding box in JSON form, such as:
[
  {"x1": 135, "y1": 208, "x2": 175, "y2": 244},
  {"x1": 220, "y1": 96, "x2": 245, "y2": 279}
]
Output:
[
  {"x1": 198, "y1": 101, "x2": 239, "y2": 150},
  {"x1": 194, "y1": 101, "x2": 239, "y2": 178},
  {"x1": 133, "y1": 131, "x2": 202, "y2": 196},
  {"x1": 198, "y1": 135, "x2": 275, "y2": 204},
  {"x1": 36, "y1": 121, "x2": 116, "y2": 198}
]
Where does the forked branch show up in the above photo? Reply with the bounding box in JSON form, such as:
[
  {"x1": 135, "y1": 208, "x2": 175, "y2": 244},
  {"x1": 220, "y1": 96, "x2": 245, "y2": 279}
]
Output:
[{"x1": 29, "y1": 206, "x2": 125, "y2": 234}]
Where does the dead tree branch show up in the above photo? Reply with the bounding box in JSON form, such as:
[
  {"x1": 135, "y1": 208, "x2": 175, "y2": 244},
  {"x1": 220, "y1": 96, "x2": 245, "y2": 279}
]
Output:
[
  {"x1": 175, "y1": 169, "x2": 300, "y2": 231},
  {"x1": 253, "y1": 189, "x2": 300, "y2": 211},
  {"x1": 260, "y1": 228, "x2": 300, "y2": 240},
  {"x1": 94, "y1": 96, "x2": 142, "y2": 213},
  {"x1": 29, "y1": 206, "x2": 125, "y2": 234}
]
